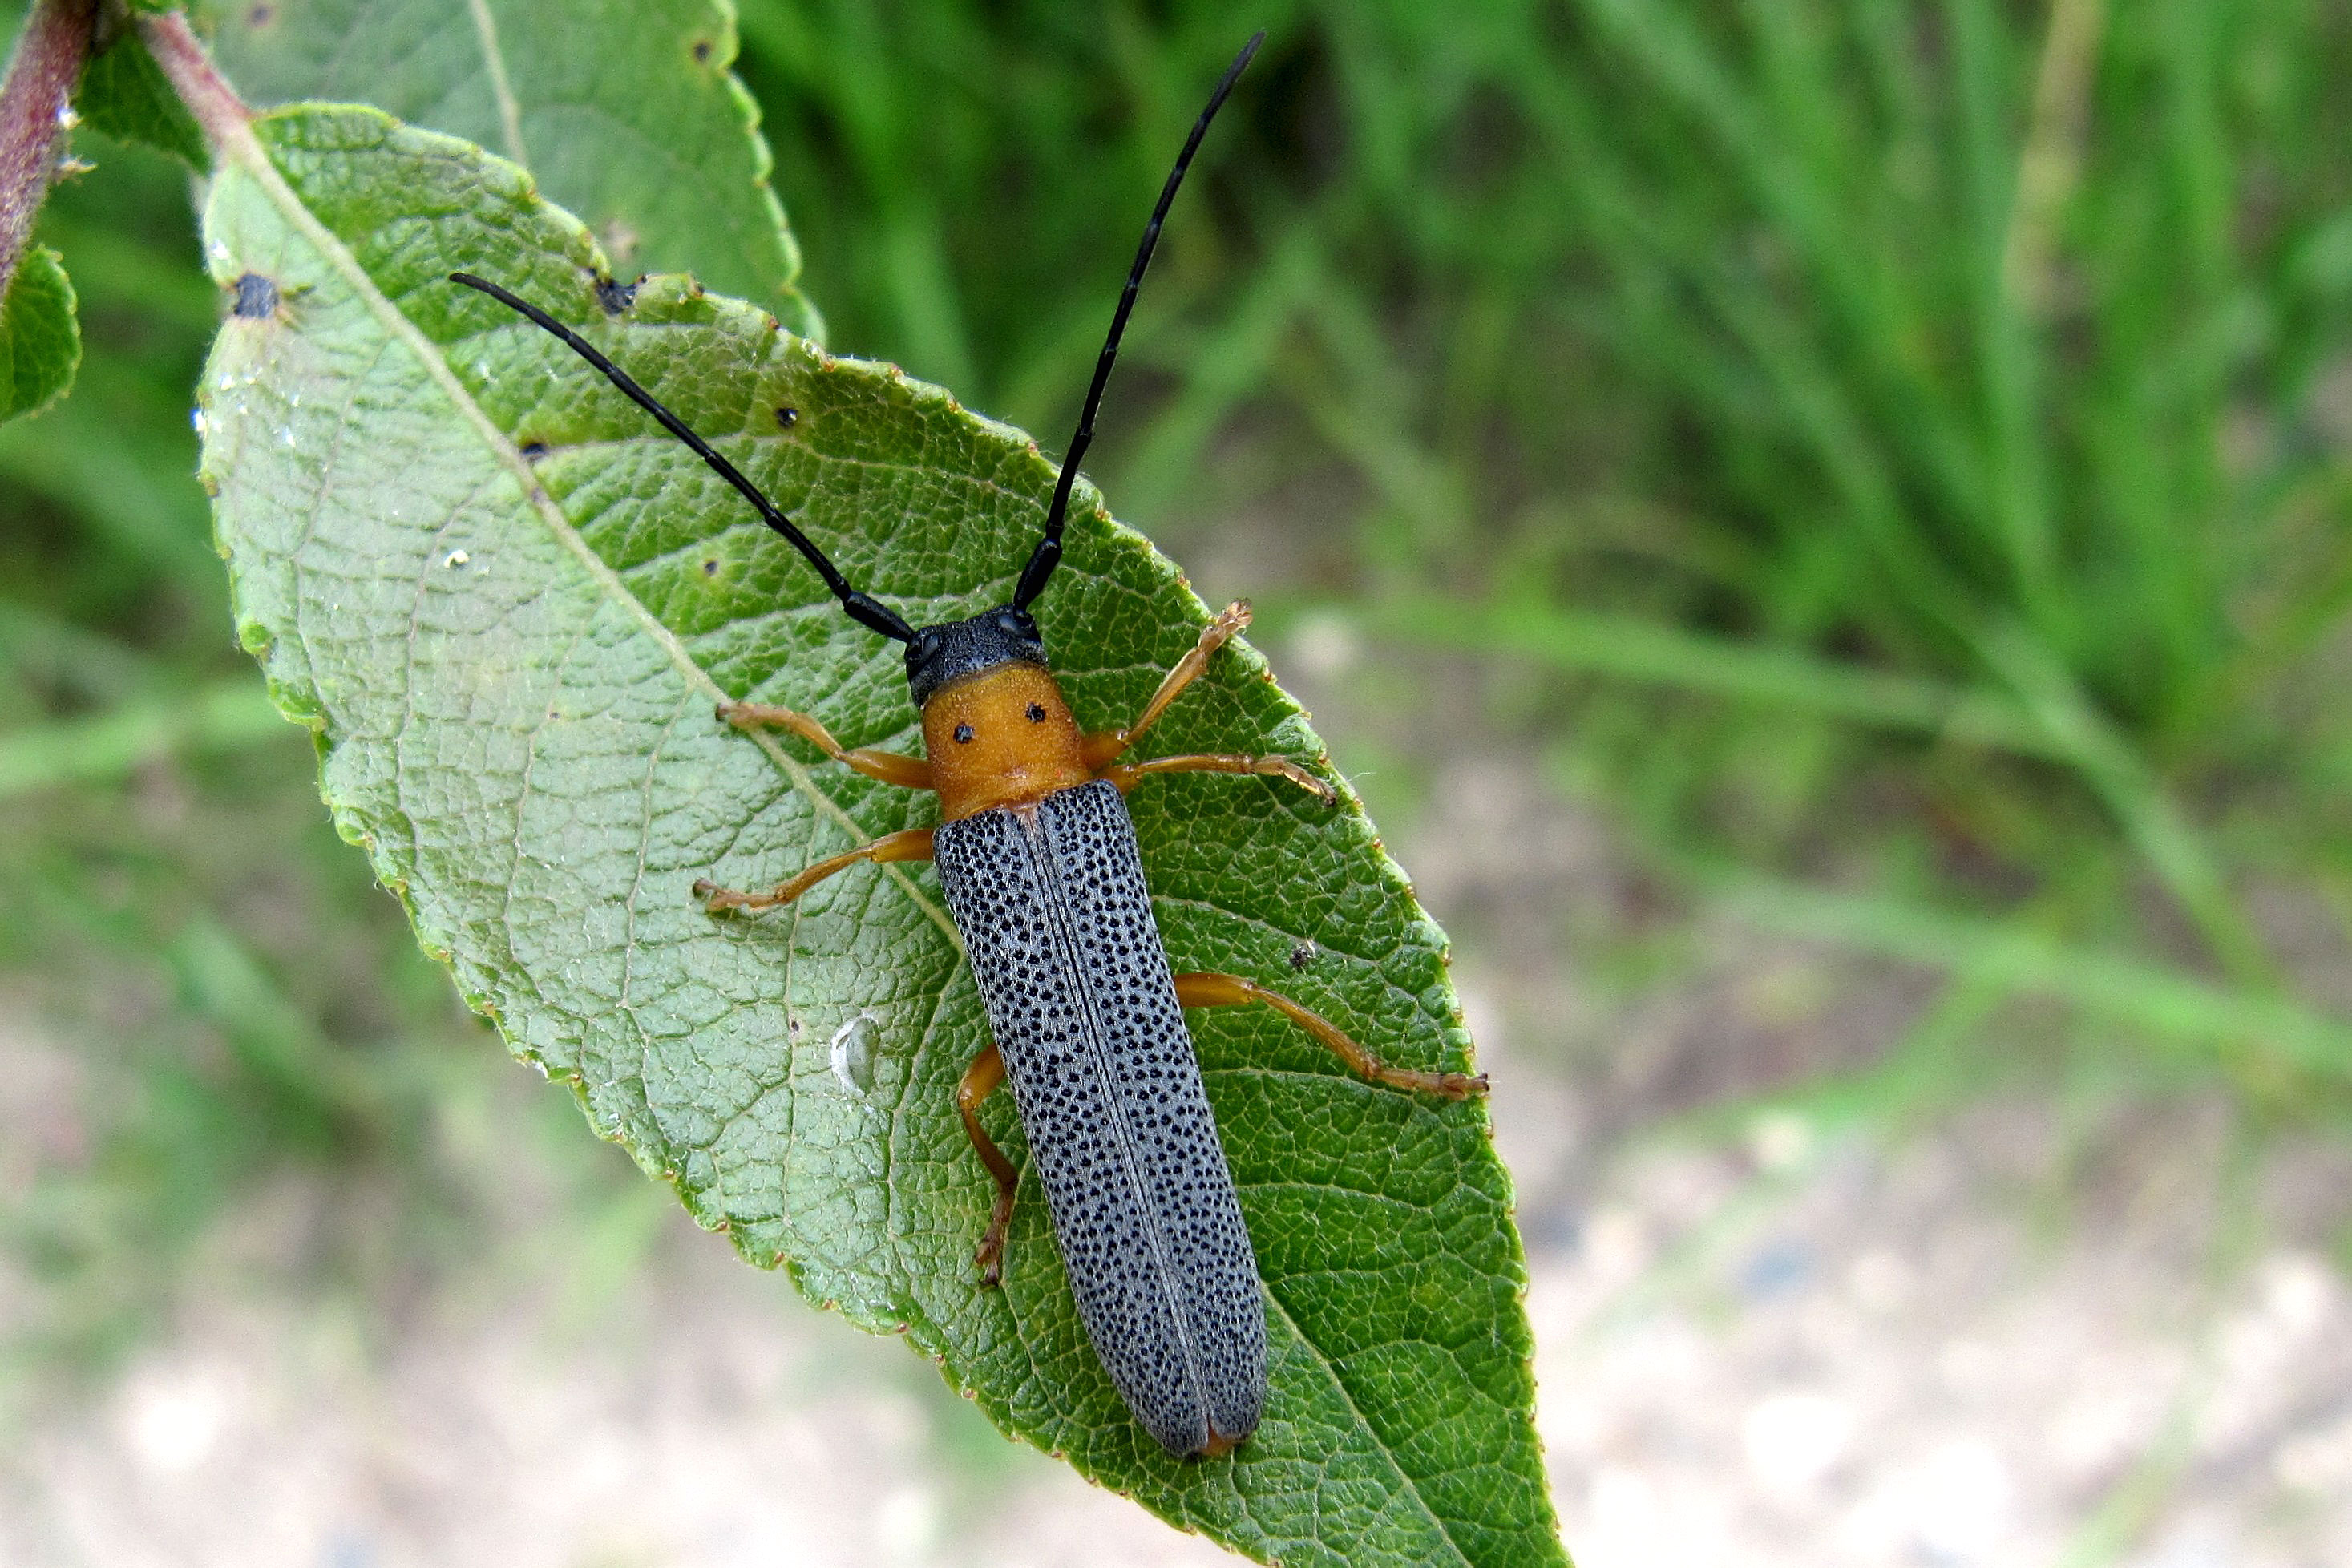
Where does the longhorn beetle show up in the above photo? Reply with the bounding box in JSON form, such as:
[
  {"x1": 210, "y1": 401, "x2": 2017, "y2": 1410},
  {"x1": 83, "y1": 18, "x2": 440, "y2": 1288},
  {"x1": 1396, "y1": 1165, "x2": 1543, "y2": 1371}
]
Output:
[{"x1": 449, "y1": 31, "x2": 1486, "y2": 1461}]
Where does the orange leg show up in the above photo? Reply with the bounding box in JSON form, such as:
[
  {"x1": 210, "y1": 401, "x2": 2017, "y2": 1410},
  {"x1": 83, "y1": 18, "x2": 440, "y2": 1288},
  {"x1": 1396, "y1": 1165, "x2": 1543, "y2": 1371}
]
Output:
[
  {"x1": 957, "y1": 1042, "x2": 1020, "y2": 1287},
  {"x1": 720, "y1": 700, "x2": 935, "y2": 791},
  {"x1": 1100, "y1": 751, "x2": 1335, "y2": 806},
  {"x1": 693, "y1": 826, "x2": 934, "y2": 912},
  {"x1": 1172, "y1": 971, "x2": 1489, "y2": 1100},
  {"x1": 1081, "y1": 600, "x2": 1252, "y2": 770}
]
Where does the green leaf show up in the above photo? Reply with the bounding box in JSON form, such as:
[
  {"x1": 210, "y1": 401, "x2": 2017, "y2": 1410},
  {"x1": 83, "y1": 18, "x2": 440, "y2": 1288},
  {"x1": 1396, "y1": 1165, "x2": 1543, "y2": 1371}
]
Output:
[
  {"x1": 195, "y1": 103, "x2": 1562, "y2": 1565},
  {"x1": 75, "y1": 25, "x2": 209, "y2": 168},
  {"x1": 196, "y1": 0, "x2": 818, "y2": 338},
  {"x1": 0, "y1": 244, "x2": 78, "y2": 422}
]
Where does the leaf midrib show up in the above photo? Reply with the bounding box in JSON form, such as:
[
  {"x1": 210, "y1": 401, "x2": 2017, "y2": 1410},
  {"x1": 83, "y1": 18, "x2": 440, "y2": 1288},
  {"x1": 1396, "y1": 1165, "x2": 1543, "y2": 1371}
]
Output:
[
  {"x1": 217, "y1": 107, "x2": 960, "y2": 949},
  {"x1": 1262, "y1": 1287, "x2": 1475, "y2": 1566}
]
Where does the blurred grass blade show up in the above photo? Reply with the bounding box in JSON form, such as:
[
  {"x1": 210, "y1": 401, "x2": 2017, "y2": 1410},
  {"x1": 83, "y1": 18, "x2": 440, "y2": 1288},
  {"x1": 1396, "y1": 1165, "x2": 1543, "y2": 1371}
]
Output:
[
  {"x1": 1977, "y1": 622, "x2": 2274, "y2": 987},
  {"x1": 1711, "y1": 874, "x2": 2350, "y2": 1086},
  {"x1": 167, "y1": 911, "x2": 384, "y2": 1145},
  {"x1": 0, "y1": 675, "x2": 292, "y2": 797},
  {"x1": 1290, "y1": 592, "x2": 2061, "y2": 758}
]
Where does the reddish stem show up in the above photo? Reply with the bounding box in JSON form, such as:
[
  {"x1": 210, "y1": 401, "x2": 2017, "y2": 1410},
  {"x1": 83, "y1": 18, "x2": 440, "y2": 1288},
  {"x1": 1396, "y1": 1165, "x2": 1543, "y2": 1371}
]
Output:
[
  {"x1": 137, "y1": 9, "x2": 248, "y2": 150},
  {"x1": 0, "y1": 0, "x2": 97, "y2": 298}
]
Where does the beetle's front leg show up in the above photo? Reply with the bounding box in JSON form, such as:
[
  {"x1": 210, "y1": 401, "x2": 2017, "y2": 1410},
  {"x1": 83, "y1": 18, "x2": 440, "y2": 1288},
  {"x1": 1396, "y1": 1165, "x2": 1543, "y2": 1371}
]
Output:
[
  {"x1": 694, "y1": 827, "x2": 935, "y2": 912},
  {"x1": 957, "y1": 1041, "x2": 1020, "y2": 1287},
  {"x1": 1173, "y1": 970, "x2": 1488, "y2": 1099},
  {"x1": 1080, "y1": 599, "x2": 1251, "y2": 770},
  {"x1": 720, "y1": 699, "x2": 936, "y2": 791}
]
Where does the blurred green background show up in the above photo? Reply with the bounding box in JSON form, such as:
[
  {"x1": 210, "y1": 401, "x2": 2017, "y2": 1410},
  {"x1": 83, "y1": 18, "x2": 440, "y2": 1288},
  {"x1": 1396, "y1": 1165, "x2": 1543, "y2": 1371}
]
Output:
[{"x1": 6, "y1": 0, "x2": 2352, "y2": 1555}]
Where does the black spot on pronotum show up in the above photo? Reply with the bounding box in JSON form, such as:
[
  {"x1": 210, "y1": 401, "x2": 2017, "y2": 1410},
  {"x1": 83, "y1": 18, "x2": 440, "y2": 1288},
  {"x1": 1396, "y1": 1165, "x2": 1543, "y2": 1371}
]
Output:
[
  {"x1": 594, "y1": 276, "x2": 637, "y2": 315},
  {"x1": 775, "y1": 406, "x2": 798, "y2": 430},
  {"x1": 519, "y1": 440, "x2": 549, "y2": 461},
  {"x1": 692, "y1": 38, "x2": 713, "y2": 63},
  {"x1": 1027, "y1": 703, "x2": 1046, "y2": 724},
  {"x1": 953, "y1": 723, "x2": 975, "y2": 744},
  {"x1": 1288, "y1": 940, "x2": 1317, "y2": 971},
  {"x1": 231, "y1": 273, "x2": 279, "y2": 319}
]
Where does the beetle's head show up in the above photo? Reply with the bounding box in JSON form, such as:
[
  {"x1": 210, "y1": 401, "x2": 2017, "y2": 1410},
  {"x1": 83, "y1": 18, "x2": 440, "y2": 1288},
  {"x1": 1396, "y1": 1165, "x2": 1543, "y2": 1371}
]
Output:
[{"x1": 905, "y1": 604, "x2": 1048, "y2": 708}]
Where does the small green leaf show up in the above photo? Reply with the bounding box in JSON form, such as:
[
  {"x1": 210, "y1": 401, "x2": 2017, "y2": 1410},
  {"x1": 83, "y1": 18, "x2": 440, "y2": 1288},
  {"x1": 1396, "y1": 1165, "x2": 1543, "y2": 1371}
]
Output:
[
  {"x1": 75, "y1": 25, "x2": 209, "y2": 168},
  {"x1": 197, "y1": 0, "x2": 817, "y2": 337},
  {"x1": 196, "y1": 103, "x2": 1561, "y2": 1566},
  {"x1": 0, "y1": 244, "x2": 79, "y2": 422}
]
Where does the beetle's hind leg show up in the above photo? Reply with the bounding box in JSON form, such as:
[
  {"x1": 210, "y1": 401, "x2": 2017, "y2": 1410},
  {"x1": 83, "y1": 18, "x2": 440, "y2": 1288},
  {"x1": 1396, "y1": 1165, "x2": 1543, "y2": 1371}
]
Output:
[
  {"x1": 718, "y1": 700, "x2": 935, "y2": 791},
  {"x1": 957, "y1": 1042, "x2": 1020, "y2": 1287},
  {"x1": 1173, "y1": 971, "x2": 1489, "y2": 1100},
  {"x1": 694, "y1": 827, "x2": 934, "y2": 912}
]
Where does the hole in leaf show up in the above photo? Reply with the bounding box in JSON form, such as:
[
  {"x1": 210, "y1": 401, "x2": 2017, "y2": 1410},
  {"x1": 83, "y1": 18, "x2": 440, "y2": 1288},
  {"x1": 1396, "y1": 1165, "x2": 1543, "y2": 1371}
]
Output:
[{"x1": 702, "y1": 559, "x2": 720, "y2": 577}]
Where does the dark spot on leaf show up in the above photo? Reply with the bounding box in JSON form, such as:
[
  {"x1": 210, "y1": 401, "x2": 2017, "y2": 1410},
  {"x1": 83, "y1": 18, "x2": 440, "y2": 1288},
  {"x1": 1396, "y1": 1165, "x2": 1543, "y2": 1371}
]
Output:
[
  {"x1": 775, "y1": 406, "x2": 798, "y2": 430},
  {"x1": 702, "y1": 559, "x2": 719, "y2": 577},
  {"x1": 231, "y1": 273, "x2": 278, "y2": 318},
  {"x1": 1289, "y1": 940, "x2": 1318, "y2": 971},
  {"x1": 953, "y1": 723, "x2": 974, "y2": 744},
  {"x1": 1026, "y1": 703, "x2": 1045, "y2": 723},
  {"x1": 519, "y1": 440, "x2": 549, "y2": 461},
  {"x1": 594, "y1": 276, "x2": 636, "y2": 315},
  {"x1": 692, "y1": 38, "x2": 713, "y2": 63},
  {"x1": 247, "y1": 2, "x2": 273, "y2": 23}
]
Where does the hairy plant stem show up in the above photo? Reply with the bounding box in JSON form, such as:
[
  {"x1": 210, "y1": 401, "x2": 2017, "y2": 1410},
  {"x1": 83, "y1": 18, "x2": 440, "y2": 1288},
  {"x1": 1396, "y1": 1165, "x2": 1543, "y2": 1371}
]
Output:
[
  {"x1": 0, "y1": 0, "x2": 98, "y2": 297},
  {"x1": 136, "y1": 8, "x2": 249, "y2": 147}
]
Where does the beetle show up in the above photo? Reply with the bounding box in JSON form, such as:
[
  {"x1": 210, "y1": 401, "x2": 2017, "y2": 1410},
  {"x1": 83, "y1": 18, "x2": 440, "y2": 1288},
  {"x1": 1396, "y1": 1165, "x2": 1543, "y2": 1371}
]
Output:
[{"x1": 448, "y1": 31, "x2": 1486, "y2": 1461}]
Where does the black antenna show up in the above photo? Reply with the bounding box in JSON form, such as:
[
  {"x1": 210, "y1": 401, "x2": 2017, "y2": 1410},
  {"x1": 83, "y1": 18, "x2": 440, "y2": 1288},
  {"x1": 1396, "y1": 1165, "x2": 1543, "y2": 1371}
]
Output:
[
  {"x1": 1011, "y1": 30, "x2": 1265, "y2": 612},
  {"x1": 447, "y1": 271, "x2": 916, "y2": 644}
]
